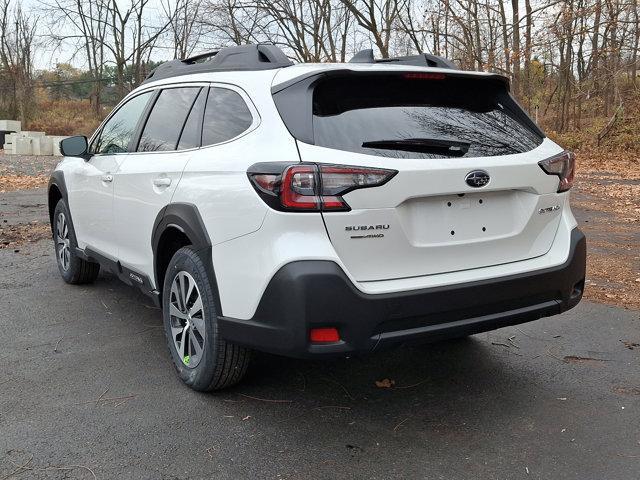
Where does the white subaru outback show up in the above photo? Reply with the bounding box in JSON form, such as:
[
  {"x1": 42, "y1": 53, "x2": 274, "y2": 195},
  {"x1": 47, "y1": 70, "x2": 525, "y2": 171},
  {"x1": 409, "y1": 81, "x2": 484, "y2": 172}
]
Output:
[{"x1": 49, "y1": 44, "x2": 586, "y2": 391}]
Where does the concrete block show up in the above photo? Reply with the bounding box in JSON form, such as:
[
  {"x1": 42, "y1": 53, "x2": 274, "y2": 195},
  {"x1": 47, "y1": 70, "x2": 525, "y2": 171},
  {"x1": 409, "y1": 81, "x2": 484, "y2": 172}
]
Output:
[
  {"x1": 6, "y1": 132, "x2": 16, "y2": 144},
  {"x1": 3, "y1": 143, "x2": 14, "y2": 153},
  {"x1": 0, "y1": 120, "x2": 21, "y2": 131},
  {"x1": 14, "y1": 137, "x2": 33, "y2": 155},
  {"x1": 19, "y1": 131, "x2": 46, "y2": 138},
  {"x1": 33, "y1": 136, "x2": 54, "y2": 155}
]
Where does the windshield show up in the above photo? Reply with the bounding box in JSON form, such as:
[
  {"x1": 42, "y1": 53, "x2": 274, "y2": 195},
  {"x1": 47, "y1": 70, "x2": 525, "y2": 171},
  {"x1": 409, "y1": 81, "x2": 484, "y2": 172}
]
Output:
[{"x1": 310, "y1": 74, "x2": 543, "y2": 159}]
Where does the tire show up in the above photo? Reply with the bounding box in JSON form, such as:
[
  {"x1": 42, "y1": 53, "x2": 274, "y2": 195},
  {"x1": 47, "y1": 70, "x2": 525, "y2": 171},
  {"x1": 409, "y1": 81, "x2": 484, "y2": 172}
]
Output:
[
  {"x1": 53, "y1": 199, "x2": 100, "y2": 284},
  {"x1": 162, "y1": 246, "x2": 251, "y2": 391}
]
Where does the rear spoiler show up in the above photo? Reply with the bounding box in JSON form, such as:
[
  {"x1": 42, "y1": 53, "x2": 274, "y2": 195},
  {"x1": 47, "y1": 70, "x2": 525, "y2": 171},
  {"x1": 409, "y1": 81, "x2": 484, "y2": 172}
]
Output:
[
  {"x1": 271, "y1": 69, "x2": 523, "y2": 146},
  {"x1": 271, "y1": 68, "x2": 509, "y2": 95}
]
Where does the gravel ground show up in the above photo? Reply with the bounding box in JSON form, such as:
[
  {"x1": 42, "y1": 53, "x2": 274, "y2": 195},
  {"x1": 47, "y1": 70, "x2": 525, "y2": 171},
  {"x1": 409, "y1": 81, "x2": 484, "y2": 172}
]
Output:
[{"x1": 0, "y1": 151, "x2": 60, "y2": 176}]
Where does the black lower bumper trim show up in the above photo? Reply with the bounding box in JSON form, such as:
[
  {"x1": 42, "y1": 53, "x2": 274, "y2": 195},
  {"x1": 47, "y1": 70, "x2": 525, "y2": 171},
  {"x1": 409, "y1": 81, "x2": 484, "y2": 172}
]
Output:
[{"x1": 218, "y1": 228, "x2": 586, "y2": 358}]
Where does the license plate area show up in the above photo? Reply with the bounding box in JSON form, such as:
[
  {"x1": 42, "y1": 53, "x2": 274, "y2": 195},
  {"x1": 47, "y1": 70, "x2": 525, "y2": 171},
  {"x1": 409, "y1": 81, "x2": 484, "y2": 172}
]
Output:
[{"x1": 398, "y1": 190, "x2": 529, "y2": 246}]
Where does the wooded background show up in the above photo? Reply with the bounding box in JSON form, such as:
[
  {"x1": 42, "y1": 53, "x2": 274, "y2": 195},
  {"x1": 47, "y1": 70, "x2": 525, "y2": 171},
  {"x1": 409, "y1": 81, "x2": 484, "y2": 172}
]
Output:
[{"x1": 1, "y1": 0, "x2": 639, "y2": 148}]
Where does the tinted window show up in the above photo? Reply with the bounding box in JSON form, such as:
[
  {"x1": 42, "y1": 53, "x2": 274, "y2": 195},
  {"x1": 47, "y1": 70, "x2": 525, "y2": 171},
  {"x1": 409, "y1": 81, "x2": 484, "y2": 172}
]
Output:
[
  {"x1": 311, "y1": 75, "x2": 543, "y2": 159},
  {"x1": 93, "y1": 91, "x2": 153, "y2": 154},
  {"x1": 138, "y1": 87, "x2": 201, "y2": 152},
  {"x1": 202, "y1": 87, "x2": 253, "y2": 146},
  {"x1": 177, "y1": 88, "x2": 206, "y2": 150}
]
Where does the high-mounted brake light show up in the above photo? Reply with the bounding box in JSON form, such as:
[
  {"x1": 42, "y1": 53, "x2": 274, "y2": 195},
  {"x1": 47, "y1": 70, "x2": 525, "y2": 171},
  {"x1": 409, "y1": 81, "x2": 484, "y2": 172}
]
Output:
[
  {"x1": 247, "y1": 163, "x2": 397, "y2": 212},
  {"x1": 538, "y1": 151, "x2": 575, "y2": 192},
  {"x1": 404, "y1": 72, "x2": 446, "y2": 80}
]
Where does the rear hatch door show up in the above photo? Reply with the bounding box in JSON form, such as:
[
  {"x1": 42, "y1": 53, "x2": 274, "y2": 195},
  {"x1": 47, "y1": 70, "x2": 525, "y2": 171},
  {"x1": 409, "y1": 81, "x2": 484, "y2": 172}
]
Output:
[{"x1": 274, "y1": 70, "x2": 565, "y2": 282}]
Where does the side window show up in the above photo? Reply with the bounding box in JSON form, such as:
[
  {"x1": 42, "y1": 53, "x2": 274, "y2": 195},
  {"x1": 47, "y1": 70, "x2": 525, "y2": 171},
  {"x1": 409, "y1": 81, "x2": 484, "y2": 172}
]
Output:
[
  {"x1": 138, "y1": 87, "x2": 201, "y2": 152},
  {"x1": 202, "y1": 87, "x2": 253, "y2": 146},
  {"x1": 177, "y1": 88, "x2": 207, "y2": 150},
  {"x1": 92, "y1": 91, "x2": 153, "y2": 154}
]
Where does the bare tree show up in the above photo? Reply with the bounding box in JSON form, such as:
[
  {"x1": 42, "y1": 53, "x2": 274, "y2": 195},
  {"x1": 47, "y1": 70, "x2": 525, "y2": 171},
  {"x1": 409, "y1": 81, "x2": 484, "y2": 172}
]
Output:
[
  {"x1": 199, "y1": 0, "x2": 262, "y2": 46},
  {"x1": 105, "y1": 0, "x2": 176, "y2": 95},
  {"x1": 0, "y1": 0, "x2": 37, "y2": 122},
  {"x1": 338, "y1": 0, "x2": 399, "y2": 57},
  {"x1": 7, "y1": 0, "x2": 640, "y2": 136},
  {"x1": 163, "y1": 0, "x2": 205, "y2": 59},
  {"x1": 41, "y1": 0, "x2": 109, "y2": 115}
]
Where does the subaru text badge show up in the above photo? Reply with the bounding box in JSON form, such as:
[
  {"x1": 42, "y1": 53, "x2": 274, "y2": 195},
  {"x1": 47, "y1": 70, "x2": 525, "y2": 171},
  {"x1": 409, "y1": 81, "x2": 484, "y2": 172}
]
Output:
[{"x1": 465, "y1": 170, "x2": 490, "y2": 188}]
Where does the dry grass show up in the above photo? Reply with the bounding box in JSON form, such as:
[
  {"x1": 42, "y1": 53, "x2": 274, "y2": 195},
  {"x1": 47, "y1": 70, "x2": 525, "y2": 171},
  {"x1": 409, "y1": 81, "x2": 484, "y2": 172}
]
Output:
[{"x1": 26, "y1": 97, "x2": 102, "y2": 137}]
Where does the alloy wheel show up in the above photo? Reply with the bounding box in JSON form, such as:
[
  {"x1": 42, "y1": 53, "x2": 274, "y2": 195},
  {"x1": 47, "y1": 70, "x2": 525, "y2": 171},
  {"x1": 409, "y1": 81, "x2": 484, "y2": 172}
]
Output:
[
  {"x1": 56, "y1": 212, "x2": 70, "y2": 271},
  {"x1": 169, "y1": 271, "x2": 206, "y2": 368}
]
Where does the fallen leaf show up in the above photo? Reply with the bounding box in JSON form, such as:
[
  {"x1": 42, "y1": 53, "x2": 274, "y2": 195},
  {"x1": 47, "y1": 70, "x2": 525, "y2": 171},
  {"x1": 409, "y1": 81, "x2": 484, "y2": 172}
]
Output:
[
  {"x1": 375, "y1": 378, "x2": 395, "y2": 388},
  {"x1": 563, "y1": 355, "x2": 608, "y2": 364}
]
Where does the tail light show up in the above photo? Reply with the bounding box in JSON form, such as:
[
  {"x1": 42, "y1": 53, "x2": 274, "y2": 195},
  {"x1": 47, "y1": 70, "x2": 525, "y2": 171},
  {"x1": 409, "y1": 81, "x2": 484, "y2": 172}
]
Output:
[
  {"x1": 538, "y1": 151, "x2": 575, "y2": 192},
  {"x1": 248, "y1": 163, "x2": 397, "y2": 212}
]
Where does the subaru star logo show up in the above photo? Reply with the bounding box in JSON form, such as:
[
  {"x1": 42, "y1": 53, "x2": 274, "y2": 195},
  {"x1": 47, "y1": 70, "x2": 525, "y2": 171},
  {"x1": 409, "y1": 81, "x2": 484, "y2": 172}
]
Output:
[{"x1": 465, "y1": 170, "x2": 490, "y2": 188}]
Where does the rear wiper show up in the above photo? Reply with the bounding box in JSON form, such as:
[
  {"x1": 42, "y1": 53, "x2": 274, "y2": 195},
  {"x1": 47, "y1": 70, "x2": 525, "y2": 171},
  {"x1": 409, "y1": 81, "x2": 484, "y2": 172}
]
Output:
[{"x1": 362, "y1": 138, "x2": 470, "y2": 157}]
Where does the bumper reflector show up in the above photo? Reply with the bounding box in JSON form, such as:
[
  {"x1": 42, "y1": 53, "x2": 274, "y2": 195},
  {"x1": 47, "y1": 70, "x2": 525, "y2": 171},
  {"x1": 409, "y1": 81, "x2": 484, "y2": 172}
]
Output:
[{"x1": 310, "y1": 327, "x2": 340, "y2": 343}]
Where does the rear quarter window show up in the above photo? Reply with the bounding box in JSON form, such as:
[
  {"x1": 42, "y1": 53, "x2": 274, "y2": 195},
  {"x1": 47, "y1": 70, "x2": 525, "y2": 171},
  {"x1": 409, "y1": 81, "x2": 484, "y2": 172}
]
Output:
[{"x1": 202, "y1": 87, "x2": 253, "y2": 146}]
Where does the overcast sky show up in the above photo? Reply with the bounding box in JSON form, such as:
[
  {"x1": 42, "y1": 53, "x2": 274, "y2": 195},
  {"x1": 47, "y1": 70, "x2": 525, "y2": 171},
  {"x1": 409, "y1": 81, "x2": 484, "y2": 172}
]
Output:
[{"x1": 24, "y1": 0, "x2": 176, "y2": 70}]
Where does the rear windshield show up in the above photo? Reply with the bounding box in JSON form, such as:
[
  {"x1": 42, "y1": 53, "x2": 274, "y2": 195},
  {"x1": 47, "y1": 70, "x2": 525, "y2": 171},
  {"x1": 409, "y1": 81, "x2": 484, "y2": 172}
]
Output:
[{"x1": 310, "y1": 74, "x2": 543, "y2": 159}]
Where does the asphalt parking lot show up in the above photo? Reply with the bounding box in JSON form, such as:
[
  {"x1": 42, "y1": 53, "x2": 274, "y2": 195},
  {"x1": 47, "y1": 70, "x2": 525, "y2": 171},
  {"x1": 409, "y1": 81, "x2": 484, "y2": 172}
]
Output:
[{"x1": 1, "y1": 191, "x2": 639, "y2": 479}]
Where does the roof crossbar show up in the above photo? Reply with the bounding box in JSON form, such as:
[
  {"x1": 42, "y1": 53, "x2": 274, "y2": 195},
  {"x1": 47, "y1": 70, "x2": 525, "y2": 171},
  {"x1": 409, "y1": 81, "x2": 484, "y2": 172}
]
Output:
[
  {"x1": 143, "y1": 44, "x2": 294, "y2": 84},
  {"x1": 349, "y1": 48, "x2": 458, "y2": 70},
  {"x1": 182, "y1": 50, "x2": 220, "y2": 64}
]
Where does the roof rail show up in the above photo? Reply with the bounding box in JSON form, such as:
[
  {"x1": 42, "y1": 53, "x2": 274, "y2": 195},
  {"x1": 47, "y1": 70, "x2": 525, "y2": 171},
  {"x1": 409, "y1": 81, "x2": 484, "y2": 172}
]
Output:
[
  {"x1": 349, "y1": 49, "x2": 458, "y2": 70},
  {"x1": 143, "y1": 44, "x2": 294, "y2": 84}
]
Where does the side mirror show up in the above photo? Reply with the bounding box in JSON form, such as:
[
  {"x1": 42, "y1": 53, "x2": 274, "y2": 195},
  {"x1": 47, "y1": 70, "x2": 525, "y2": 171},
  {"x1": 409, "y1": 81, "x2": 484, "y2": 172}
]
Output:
[{"x1": 60, "y1": 136, "x2": 89, "y2": 159}]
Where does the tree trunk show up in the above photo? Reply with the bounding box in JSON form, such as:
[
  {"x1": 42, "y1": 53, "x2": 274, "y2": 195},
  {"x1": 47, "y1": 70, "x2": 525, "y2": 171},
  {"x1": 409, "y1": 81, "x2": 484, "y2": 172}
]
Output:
[{"x1": 511, "y1": 0, "x2": 520, "y2": 99}]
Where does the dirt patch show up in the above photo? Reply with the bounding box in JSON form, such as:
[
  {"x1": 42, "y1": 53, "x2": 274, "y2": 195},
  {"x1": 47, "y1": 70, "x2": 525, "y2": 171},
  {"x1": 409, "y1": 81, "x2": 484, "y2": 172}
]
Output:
[
  {"x1": 576, "y1": 148, "x2": 640, "y2": 181},
  {"x1": 0, "y1": 175, "x2": 49, "y2": 192},
  {"x1": 573, "y1": 152, "x2": 640, "y2": 310},
  {"x1": 0, "y1": 222, "x2": 51, "y2": 250},
  {"x1": 612, "y1": 386, "x2": 640, "y2": 396}
]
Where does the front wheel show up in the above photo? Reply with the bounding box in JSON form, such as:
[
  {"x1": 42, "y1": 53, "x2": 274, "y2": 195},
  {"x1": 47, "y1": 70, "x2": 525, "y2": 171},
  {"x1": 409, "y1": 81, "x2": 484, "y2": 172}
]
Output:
[
  {"x1": 162, "y1": 246, "x2": 251, "y2": 391},
  {"x1": 53, "y1": 199, "x2": 100, "y2": 284}
]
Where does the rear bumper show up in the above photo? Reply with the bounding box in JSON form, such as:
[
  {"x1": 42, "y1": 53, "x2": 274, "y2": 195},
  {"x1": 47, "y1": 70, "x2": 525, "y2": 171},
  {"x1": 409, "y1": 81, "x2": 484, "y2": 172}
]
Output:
[{"x1": 218, "y1": 228, "x2": 586, "y2": 358}]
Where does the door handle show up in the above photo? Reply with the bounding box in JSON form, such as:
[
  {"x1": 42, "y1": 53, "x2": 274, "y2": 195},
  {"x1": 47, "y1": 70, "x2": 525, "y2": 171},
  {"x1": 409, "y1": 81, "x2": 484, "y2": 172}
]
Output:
[
  {"x1": 101, "y1": 174, "x2": 113, "y2": 183},
  {"x1": 153, "y1": 177, "x2": 172, "y2": 187}
]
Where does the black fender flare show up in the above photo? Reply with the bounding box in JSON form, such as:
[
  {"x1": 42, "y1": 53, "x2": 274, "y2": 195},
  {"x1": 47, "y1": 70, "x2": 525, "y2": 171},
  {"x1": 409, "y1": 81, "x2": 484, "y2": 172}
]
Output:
[
  {"x1": 151, "y1": 203, "x2": 222, "y2": 314},
  {"x1": 48, "y1": 170, "x2": 69, "y2": 229}
]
